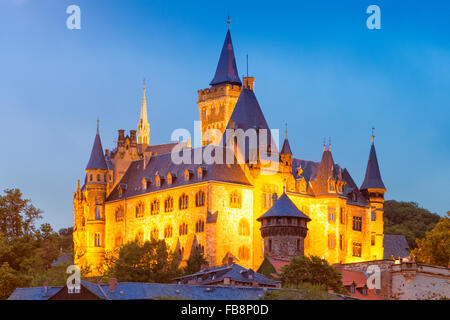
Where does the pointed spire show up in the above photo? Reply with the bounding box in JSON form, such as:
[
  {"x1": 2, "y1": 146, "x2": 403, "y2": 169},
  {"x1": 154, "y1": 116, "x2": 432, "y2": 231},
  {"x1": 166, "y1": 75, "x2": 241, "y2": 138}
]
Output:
[
  {"x1": 210, "y1": 23, "x2": 242, "y2": 86},
  {"x1": 361, "y1": 134, "x2": 386, "y2": 191},
  {"x1": 281, "y1": 123, "x2": 292, "y2": 155},
  {"x1": 137, "y1": 80, "x2": 150, "y2": 145},
  {"x1": 86, "y1": 123, "x2": 108, "y2": 170}
]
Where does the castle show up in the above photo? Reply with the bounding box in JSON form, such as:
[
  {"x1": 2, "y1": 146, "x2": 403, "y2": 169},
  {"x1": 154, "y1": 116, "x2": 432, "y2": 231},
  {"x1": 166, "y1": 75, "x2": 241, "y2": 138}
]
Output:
[{"x1": 73, "y1": 23, "x2": 386, "y2": 274}]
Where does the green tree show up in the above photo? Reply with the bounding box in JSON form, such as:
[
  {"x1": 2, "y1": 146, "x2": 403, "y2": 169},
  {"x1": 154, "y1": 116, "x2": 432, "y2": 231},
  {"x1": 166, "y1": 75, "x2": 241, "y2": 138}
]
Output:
[
  {"x1": 184, "y1": 247, "x2": 208, "y2": 275},
  {"x1": 384, "y1": 200, "x2": 441, "y2": 248},
  {"x1": 280, "y1": 255, "x2": 347, "y2": 294},
  {"x1": 411, "y1": 212, "x2": 450, "y2": 267},
  {"x1": 0, "y1": 262, "x2": 30, "y2": 300},
  {"x1": 112, "y1": 239, "x2": 182, "y2": 283}
]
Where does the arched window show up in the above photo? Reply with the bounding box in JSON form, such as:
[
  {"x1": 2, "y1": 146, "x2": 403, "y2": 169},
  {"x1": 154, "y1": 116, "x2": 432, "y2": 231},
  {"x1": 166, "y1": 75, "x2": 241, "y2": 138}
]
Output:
[
  {"x1": 164, "y1": 196, "x2": 173, "y2": 212},
  {"x1": 179, "y1": 222, "x2": 188, "y2": 236},
  {"x1": 135, "y1": 231, "x2": 144, "y2": 244},
  {"x1": 151, "y1": 199, "x2": 160, "y2": 215},
  {"x1": 195, "y1": 219, "x2": 205, "y2": 233},
  {"x1": 115, "y1": 235, "x2": 123, "y2": 248},
  {"x1": 97, "y1": 174, "x2": 101, "y2": 182},
  {"x1": 238, "y1": 246, "x2": 250, "y2": 260},
  {"x1": 151, "y1": 228, "x2": 159, "y2": 240},
  {"x1": 230, "y1": 191, "x2": 241, "y2": 208},
  {"x1": 164, "y1": 225, "x2": 173, "y2": 238},
  {"x1": 195, "y1": 191, "x2": 205, "y2": 207},
  {"x1": 135, "y1": 202, "x2": 145, "y2": 218},
  {"x1": 94, "y1": 233, "x2": 101, "y2": 247},
  {"x1": 95, "y1": 206, "x2": 102, "y2": 220},
  {"x1": 179, "y1": 194, "x2": 189, "y2": 210},
  {"x1": 115, "y1": 206, "x2": 124, "y2": 222},
  {"x1": 238, "y1": 218, "x2": 250, "y2": 236}
]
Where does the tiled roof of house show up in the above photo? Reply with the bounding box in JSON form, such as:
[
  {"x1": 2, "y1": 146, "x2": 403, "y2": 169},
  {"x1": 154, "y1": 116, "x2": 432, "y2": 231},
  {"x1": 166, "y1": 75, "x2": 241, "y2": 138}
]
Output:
[{"x1": 173, "y1": 263, "x2": 279, "y2": 287}]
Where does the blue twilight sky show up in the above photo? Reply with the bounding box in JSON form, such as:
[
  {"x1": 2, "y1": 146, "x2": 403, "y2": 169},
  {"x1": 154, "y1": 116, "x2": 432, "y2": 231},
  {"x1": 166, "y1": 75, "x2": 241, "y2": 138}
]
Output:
[{"x1": 0, "y1": 0, "x2": 449, "y2": 230}]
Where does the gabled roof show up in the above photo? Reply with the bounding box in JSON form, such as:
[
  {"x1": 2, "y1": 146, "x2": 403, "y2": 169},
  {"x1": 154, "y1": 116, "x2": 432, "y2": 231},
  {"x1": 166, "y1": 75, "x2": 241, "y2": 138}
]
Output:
[
  {"x1": 210, "y1": 29, "x2": 241, "y2": 86},
  {"x1": 310, "y1": 149, "x2": 336, "y2": 195},
  {"x1": 86, "y1": 133, "x2": 108, "y2": 170},
  {"x1": 280, "y1": 137, "x2": 292, "y2": 155},
  {"x1": 173, "y1": 263, "x2": 279, "y2": 287},
  {"x1": 257, "y1": 192, "x2": 311, "y2": 221},
  {"x1": 383, "y1": 234, "x2": 410, "y2": 259},
  {"x1": 360, "y1": 142, "x2": 386, "y2": 191}
]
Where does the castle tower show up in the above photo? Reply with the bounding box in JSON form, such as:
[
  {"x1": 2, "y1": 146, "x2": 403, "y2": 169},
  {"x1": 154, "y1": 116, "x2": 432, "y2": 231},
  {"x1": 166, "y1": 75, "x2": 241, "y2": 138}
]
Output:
[
  {"x1": 280, "y1": 127, "x2": 293, "y2": 172},
  {"x1": 198, "y1": 21, "x2": 242, "y2": 146},
  {"x1": 137, "y1": 84, "x2": 150, "y2": 146},
  {"x1": 257, "y1": 192, "x2": 311, "y2": 259},
  {"x1": 360, "y1": 132, "x2": 386, "y2": 260},
  {"x1": 83, "y1": 122, "x2": 108, "y2": 270}
]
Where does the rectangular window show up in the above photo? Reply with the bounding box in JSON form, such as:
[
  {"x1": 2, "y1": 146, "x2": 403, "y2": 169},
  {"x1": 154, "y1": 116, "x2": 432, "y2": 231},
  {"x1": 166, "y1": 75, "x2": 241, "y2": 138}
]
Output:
[
  {"x1": 371, "y1": 235, "x2": 376, "y2": 246},
  {"x1": 328, "y1": 234, "x2": 335, "y2": 249},
  {"x1": 352, "y1": 242, "x2": 362, "y2": 257},
  {"x1": 352, "y1": 216, "x2": 362, "y2": 231},
  {"x1": 339, "y1": 235, "x2": 344, "y2": 250},
  {"x1": 340, "y1": 208, "x2": 344, "y2": 224},
  {"x1": 371, "y1": 210, "x2": 376, "y2": 221},
  {"x1": 328, "y1": 207, "x2": 335, "y2": 222}
]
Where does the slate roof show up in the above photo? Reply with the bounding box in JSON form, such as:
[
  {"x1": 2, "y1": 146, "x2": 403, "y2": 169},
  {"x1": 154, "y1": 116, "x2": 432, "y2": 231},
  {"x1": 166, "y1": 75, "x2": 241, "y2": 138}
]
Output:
[
  {"x1": 360, "y1": 142, "x2": 386, "y2": 191},
  {"x1": 9, "y1": 281, "x2": 270, "y2": 300},
  {"x1": 173, "y1": 263, "x2": 279, "y2": 287},
  {"x1": 140, "y1": 141, "x2": 188, "y2": 156},
  {"x1": 107, "y1": 146, "x2": 251, "y2": 202},
  {"x1": 280, "y1": 137, "x2": 292, "y2": 155},
  {"x1": 86, "y1": 133, "x2": 108, "y2": 170},
  {"x1": 383, "y1": 234, "x2": 410, "y2": 259},
  {"x1": 8, "y1": 286, "x2": 63, "y2": 300},
  {"x1": 210, "y1": 29, "x2": 241, "y2": 86},
  {"x1": 257, "y1": 192, "x2": 311, "y2": 221}
]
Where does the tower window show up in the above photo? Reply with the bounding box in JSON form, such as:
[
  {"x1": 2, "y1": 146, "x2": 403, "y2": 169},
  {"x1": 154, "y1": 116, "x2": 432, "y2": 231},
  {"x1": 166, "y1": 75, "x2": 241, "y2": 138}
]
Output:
[
  {"x1": 179, "y1": 194, "x2": 189, "y2": 210},
  {"x1": 339, "y1": 235, "x2": 344, "y2": 250},
  {"x1": 179, "y1": 222, "x2": 188, "y2": 236},
  {"x1": 238, "y1": 218, "x2": 250, "y2": 236},
  {"x1": 195, "y1": 219, "x2": 205, "y2": 233},
  {"x1": 230, "y1": 191, "x2": 241, "y2": 208},
  {"x1": 371, "y1": 235, "x2": 376, "y2": 246},
  {"x1": 371, "y1": 210, "x2": 376, "y2": 221},
  {"x1": 195, "y1": 191, "x2": 205, "y2": 207},
  {"x1": 328, "y1": 234, "x2": 335, "y2": 249},
  {"x1": 340, "y1": 208, "x2": 345, "y2": 224},
  {"x1": 95, "y1": 206, "x2": 101, "y2": 220},
  {"x1": 296, "y1": 239, "x2": 300, "y2": 251},
  {"x1": 238, "y1": 246, "x2": 250, "y2": 260},
  {"x1": 352, "y1": 242, "x2": 362, "y2": 257},
  {"x1": 268, "y1": 239, "x2": 272, "y2": 252},
  {"x1": 94, "y1": 233, "x2": 101, "y2": 247},
  {"x1": 164, "y1": 196, "x2": 174, "y2": 212},
  {"x1": 115, "y1": 206, "x2": 124, "y2": 222},
  {"x1": 352, "y1": 216, "x2": 362, "y2": 231},
  {"x1": 97, "y1": 174, "x2": 101, "y2": 182},
  {"x1": 151, "y1": 199, "x2": 160, "y2": 215},
  {"x1": 328, "y1": 207, "x2": 335, "y2": 222},
  {"x1": 164, "y1": 225, "x2": 173, "y2": 238}
]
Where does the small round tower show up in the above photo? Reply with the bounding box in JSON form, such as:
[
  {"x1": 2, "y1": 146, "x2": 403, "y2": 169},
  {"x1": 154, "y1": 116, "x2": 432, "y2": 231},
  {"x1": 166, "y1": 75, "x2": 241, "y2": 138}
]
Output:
[{"x1": 257, "y1": 192, "x2": 311, "y2": 259}]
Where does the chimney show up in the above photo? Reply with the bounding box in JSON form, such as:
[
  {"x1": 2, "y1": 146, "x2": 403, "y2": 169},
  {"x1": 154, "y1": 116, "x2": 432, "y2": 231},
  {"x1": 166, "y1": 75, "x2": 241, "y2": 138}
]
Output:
[
  {"x1": 105, "y1": 149, "x2": 109, "y2": 157},
  {"x1": 43, "y1": 281, "x2": 48, "y2": 295},
  {"x1": 109, "y1": 278, "x2": 117, "y2": 292},
  {"x1": 118, "y1": 130, "x2": 125, "y2": 147},
  {"x1": 130, "y1": 130, "x2": 137, "y2": 146},
  {"x1": 243, "y1": 77, "x2": 255, "y2": 91}
]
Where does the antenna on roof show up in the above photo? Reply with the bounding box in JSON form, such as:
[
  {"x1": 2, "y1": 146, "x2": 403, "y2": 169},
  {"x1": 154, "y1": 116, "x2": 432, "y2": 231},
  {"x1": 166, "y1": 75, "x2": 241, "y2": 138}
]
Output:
[{"x1": 371, "y1": 126, "x2": 375, "y2": 143}]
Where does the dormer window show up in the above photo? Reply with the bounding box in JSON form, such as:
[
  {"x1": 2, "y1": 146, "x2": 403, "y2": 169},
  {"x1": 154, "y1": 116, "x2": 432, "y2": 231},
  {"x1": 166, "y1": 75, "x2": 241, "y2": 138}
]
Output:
[
  {"x1": 167, "y1": 173, "x2": 173, "y2": 185},
  {"x1": 142, "y1": 178, "x2": 147, "y2": 190},
  {"x1": 184, "y1": 170, "x2": 190, "y2": 182},
  {"x1": 155, "y1": 175, "x2": 161, "y2": 187},
  {"x1": 197, "y1": 166, "x2": 203, "y2": 179},
  {"x1": 328, "y1": 181, "x2": 335, "y2": 192}
]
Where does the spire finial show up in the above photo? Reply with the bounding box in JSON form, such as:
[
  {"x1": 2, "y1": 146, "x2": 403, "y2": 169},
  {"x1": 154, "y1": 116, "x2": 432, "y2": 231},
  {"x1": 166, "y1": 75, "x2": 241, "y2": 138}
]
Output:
[
  {"x1": 323, "y1": 138, "x2": 326, "y2": 151},
  {"x1": 371, "y1": 126, "x2": 375, "y2": 143},
  {"x1": 227, "y1": 14, "x2": 231, "y2": 30},
  {"x1": 285, "y1": 123, "x2": 288, "y2": 138},
  {"x1": 328, "y1": 137, "x2": 331, "y2": 150},
  {"x1": 96, "y1": 119, "x2": 99, "y2": 134}
]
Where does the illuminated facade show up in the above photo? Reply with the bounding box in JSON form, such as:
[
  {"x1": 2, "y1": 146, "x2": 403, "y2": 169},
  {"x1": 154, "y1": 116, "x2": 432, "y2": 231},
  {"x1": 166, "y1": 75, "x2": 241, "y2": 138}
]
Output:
[{"x1": 73, "y1": 24, "x2": 386, "y2": 275}]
